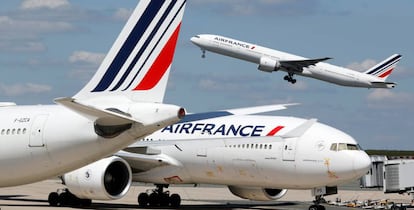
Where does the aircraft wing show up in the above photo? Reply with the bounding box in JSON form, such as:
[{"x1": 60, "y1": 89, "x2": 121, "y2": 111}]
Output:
[
  {"x1": 222, "y1": 103, "x2": 298, "y2": 115},
  {"x1": 280, "y1": 57, "x2": 331, "y2": 72}
]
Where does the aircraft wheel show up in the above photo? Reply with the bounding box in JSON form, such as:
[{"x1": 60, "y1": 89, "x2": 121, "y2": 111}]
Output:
[
  {"x1": 284, "y1": 75, "x2": 289, "y2": 81},
  {"x1": 170, "y1": 193, "x2": 181, "y2": 208},
  {"x1": 138, "y1": 193, "x2": 149, "y2": 207},
  {"x1": 58, "y1": 192, "x2": 69, "y2": 207},
  {"x1": 159, "y1": 193, "x2": 170, "y2": 207},
  {"x1": 148, "y1": 192, "x2": 159, "y2": 206},
  {"x1": 291, "y1": 79, "x2": 297, "y2": 84},
  {"x1": 80, "y1": 198, "x2": 92, "y2": 207},
  {"x1": 309, "y1": 204, "x2": 325, "y2": 210},
  {"x1": 48, "y1": 192, "x2": 59, "y2": 206}
]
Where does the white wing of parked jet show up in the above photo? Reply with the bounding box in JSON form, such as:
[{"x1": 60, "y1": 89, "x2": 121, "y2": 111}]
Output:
[{"x1": 222, "y1": 103, "x2": 298, "y2": 115}]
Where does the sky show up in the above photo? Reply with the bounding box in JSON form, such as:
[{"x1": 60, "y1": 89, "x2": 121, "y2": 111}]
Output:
[{"x1": 0, "y1": 0, "x2": 413, "y2": 150}]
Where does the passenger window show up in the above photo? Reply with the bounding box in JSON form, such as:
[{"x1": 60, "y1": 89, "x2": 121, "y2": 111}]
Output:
[
  {"x1": 23, "y1": 128, "x2": 27, "y2": 134},
  {"x1": 17, "y1": 128, "x2": 21, "y2": 134},
  {"x1": 6, "y1": 129, "x2": 10, "y2": 135},
  {"x1": 264, "y1": 145, "x2": 267, "y2": 149},
  {"x1": 330, "y1": 143, "x2": 337, "y2": 151},
  {"x1": 1, "y1": 129, "x2": 4, "y2": 135},
  {"x1": 269, "y1": 145, "x2": 272, "y2": 150}
]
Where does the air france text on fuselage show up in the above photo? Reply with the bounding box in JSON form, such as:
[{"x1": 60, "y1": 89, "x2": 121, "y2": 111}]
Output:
[
  {"x1": 161, "y1": 122, "x2": 266, "y2": 137},
  {"x1": 214, "y1": 37, "x2": 251, "y2": 49}
]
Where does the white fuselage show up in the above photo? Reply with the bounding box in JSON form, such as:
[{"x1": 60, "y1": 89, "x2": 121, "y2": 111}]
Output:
[
  {"x1": 129, "y1": 116, "x2": 371, "y2": 189},
  {"x1": 0, "y1": 103, "x2": 181, "y2": 187},
  {"x1": 191, "y1": 34, "x2": 388, "y2": 88}
]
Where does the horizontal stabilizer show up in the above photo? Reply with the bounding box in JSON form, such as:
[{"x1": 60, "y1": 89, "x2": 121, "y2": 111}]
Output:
[
  {"x1": 224, "y1": 103, "x2": 299, "y2": 115},
  {"x1": 282, "y1": 118, "x2": 317, "y2": 138},
  {"x1": 54, "y1": 97, "x2": 138, "y2": 126}
]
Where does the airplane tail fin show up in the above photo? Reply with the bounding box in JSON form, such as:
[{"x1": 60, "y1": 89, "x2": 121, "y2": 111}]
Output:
[
  {"x1": 74, "y1": 0, "x2": 186, "y2": 103},
  {"x1": 363, "y1": 54, "x2": 402, "y2": 81}
]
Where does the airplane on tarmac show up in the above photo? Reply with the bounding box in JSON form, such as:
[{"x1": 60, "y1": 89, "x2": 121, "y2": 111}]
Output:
[
  {"x1": 191, "y1": 34, "x2": 402, "y2": 88},
  {"x1": 0, "y1": 0, "x2": 186, "y2": 187},
  {"x1": 47, "y1": 105, "x2": 371, "y2": 210}
]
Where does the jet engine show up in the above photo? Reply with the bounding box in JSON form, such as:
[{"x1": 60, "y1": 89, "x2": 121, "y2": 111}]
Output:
[
  {"x1": 62, "y1": 156, "x2": 132, "y2": 200},
  {"x1": 258, "y1": 57, "x2": 281, "y2": 72},
  {"x1": 228, "y1": 186, "x2": 288, "y2": 201}
]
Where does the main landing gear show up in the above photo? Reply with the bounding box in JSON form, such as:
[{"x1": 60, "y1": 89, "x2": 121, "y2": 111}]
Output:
[
  {"x1": 48, "y1": 189, "x2": 91, "y2": 207},
  {"x1": 283, "y1": 73, "x2": 297, "y2": 84},
  {"x1": 137, "y1": 184, "x2": 181, "y2": 208},
  {"x1": 309, "y1": 195, "x2": 326, "y2": 210}
]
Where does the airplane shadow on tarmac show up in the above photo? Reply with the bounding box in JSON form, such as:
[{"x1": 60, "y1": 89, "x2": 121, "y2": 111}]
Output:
[{"x1": 0, "y1": 195, "x2": 300, "y2": 210}]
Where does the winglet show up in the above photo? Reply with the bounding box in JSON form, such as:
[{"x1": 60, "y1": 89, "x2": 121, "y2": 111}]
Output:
[{"x1": 282, "y1": 118, "x2": 317, "y2": 138}]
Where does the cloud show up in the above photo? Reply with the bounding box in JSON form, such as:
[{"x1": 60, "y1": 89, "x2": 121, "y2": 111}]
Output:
[
  {"x1": 0, "y1": 41, "x2": 46, "y2": 53},
  {"x1": 68, "y1": 51, "x2": 105, "y2": 81},
  {"x1": 346, "y1": 59, "x2": 377, "y2": 72},
  {"x1": 366, "y1": 89, "x2": 414, "y2": 111},
  {"x1": 20, "y1": 0, "x2": 70, "y2": 10},
  {"x1": 0, "y1": 83, "x2": 52, "y2": 96},
  {"x1": 367, "y1": 89, "x2": 411, "y2": 102},
  {"x1": 0, "y1": 16, "x2": 74, "y2": 36},
  {"x1": 190, "y1": 0, "x2": 318, "y2": 16},
  {"x1": 113, "y1": 8, "x2": 133, "y2": 21},
  {"x1": 69, "y1": 51, "x2": 105, "y2": 65}
]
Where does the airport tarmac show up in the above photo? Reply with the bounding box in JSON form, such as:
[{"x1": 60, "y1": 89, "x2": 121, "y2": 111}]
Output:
[{"x1": 0, "y1": 179, "x2": 412, "y2": 210}]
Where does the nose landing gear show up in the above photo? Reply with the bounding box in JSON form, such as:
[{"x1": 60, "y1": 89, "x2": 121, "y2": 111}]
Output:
[{"x1": 309, "y1": 195, "x2": 326, "y2": 210}]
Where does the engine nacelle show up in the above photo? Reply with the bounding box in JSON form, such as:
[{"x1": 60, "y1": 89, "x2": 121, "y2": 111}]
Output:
[
  {"x1": 63, "y1": 156, "x2": 132, "y2": 200},
  {"x1": 258, "y1": 57, "x2": 281, "y2": 72},
  {"x1": 228, "y1": 186, "x2": 288, "y2": 201}
]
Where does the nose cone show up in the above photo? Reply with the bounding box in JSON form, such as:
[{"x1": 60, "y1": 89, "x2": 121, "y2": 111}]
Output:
[
  {"x1": 353, "y1": 151, "x2": 371, "y2": 177},
  {"x1": 190, "y1": 36, "x2": 202, "y2": 47}
]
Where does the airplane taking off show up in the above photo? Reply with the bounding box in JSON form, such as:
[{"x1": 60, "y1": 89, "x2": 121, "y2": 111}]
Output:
[
  {"x1": 0, "y1": 0, "x2": 186, "y2": 187},
  {"x1": 47, "y1": 105, "x2": 370, "y2": 210},
  {"x1": 191, "y1": 34, "x2": 402, "y2": 88}
]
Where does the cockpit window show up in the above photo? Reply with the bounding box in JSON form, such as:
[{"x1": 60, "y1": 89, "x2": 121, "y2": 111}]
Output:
[
  {"x1": 330, "y1": 143, "x2": 361, "y2": 151},
  {"x1": 330, "y1": 143, "x2": 337, "y2": 151}
]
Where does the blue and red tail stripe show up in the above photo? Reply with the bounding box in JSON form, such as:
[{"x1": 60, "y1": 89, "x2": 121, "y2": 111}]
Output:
[
  {"x1": 366, "y1": 54, "x2": 402, "y2": 77},
  {"x1": 92, "y1": 0, "x2": 165, "y2": 92},
  {"x1": 91, "y1": 0, "x2": 186, "y2": 93}
]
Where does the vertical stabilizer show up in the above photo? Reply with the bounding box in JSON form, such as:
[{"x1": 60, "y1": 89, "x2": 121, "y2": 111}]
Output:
[
  {"x1": 75, "y1": 0, "x2": 186, "y2": 103},
  {"x1": 364, "y1": 54, "x2": 402, "y2": 81}
]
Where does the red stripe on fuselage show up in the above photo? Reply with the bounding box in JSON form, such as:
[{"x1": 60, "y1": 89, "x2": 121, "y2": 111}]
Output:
[
  {"x1": 266, "y1": 126, "x2": 284, "y2": 136},
  {"x1": 134, "y1": 23, "x2": 182, "y2": 90}
]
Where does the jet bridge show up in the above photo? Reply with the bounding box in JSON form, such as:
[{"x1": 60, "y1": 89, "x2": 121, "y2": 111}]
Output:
[{"x1": 361, "y1": 156, "x2": 414, "y2": 196}]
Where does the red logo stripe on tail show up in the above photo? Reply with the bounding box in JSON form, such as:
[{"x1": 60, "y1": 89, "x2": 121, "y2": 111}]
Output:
[
  {"x1": 134, "y1": 23, "x2": 182, "y2": 91},
  {"x1": 379, "y1": 68, "x2": 393, "y2": 78}
]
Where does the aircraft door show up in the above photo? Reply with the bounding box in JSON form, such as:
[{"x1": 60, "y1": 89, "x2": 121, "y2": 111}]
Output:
[
  {"x1": 29, "y1": 114, "x2": 49, "y2": 147},
  {"x1": 282, "y1": 138, "x2": 297, "y2": 161}
]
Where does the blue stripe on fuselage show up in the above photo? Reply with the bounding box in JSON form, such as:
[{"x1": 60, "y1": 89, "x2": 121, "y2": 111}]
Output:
[
  {"x1": 179, "y1": 111, "x2": 233, "y2": 123},
  {"x1": 92, "y1": 0, "x2": 166, "y2": 92}
]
